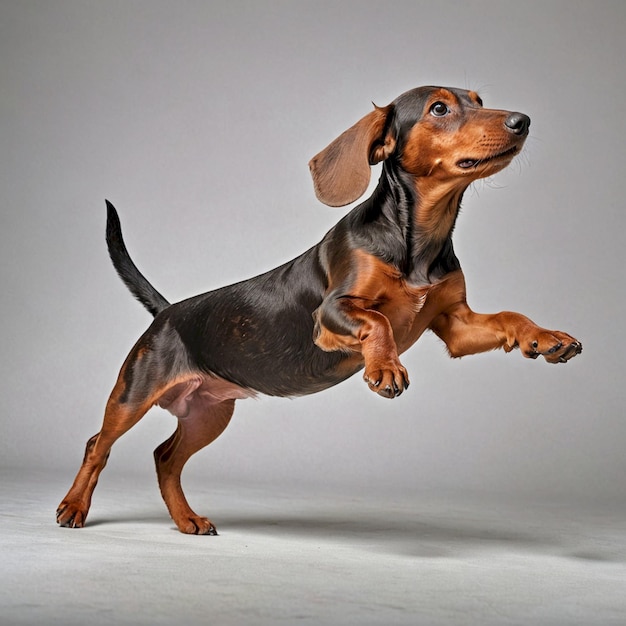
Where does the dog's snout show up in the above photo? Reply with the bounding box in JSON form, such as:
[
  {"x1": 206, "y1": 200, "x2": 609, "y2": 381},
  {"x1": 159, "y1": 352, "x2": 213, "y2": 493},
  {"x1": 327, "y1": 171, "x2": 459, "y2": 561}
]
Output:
[{"x1": 504, "y1": 112, "x2": 530, "y2": 136}]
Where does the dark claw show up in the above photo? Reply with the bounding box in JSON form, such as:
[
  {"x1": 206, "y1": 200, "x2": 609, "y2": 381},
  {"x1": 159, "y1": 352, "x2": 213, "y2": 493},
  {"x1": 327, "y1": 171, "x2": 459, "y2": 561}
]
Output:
[
  {"x1": 564, "y1": 341, "x2": 582, "y2": 360},
  {"x1": 378, "y1": 384, "x2": 397, "y2": 399},
  {"x1": 547, "y1": 342, "x2": 563, "y2": 355},
  {"x1": 65, "y1": 514, "x2": 77, "y2": 528}
]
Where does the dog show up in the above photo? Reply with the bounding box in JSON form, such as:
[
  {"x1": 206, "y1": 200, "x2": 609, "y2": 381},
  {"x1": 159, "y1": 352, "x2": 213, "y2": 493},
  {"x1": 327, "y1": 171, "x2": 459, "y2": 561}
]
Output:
[{"x1": 57, "y1": 85, "x2": 582, "y2": 534}]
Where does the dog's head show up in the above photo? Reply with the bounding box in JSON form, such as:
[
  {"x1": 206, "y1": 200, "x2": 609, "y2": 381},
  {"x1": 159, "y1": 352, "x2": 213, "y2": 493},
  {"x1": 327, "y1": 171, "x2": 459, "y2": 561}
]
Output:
[{"x1": 309, "y1": 86, "x2": 530, "y2": 207}]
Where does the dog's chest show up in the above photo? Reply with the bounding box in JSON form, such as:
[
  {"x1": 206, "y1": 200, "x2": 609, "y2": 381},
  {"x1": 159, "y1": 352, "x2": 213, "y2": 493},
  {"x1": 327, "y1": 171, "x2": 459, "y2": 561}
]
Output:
[{"x1": 380, "y1": 269, "x2": 466, "y2": 354}]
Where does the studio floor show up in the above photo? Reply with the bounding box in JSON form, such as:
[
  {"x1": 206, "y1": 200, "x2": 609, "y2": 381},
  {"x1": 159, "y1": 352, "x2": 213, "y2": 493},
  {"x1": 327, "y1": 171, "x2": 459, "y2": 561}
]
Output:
[{"x1": 1, "y1": 468, "x2": 625, "y2": 626}]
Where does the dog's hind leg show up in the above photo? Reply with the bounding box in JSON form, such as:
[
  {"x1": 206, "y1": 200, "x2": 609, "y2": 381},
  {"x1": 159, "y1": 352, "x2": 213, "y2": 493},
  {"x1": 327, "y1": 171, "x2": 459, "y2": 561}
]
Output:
[
  {"x1": 154, "y1": 397, "x2": 234, "y2": 535},
  {"x1": 56, "y1": 374, "x2": 153, "y2": 529},
  {"x1": 56, "y1": 319, "x2": 194, "y2": 529}
]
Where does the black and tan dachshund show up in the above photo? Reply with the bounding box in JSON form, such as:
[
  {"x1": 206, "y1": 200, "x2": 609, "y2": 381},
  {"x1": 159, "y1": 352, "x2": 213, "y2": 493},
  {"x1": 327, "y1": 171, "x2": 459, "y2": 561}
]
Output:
[{"x1": 57, "y1": 86, "x2": 582, "y2": 534}]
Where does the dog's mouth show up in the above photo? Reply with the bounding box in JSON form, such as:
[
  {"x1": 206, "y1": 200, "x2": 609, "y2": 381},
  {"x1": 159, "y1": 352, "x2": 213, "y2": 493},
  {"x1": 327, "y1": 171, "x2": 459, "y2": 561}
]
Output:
[{"x1": 457, "y1": 146, "x2": 518, "y2": 169}]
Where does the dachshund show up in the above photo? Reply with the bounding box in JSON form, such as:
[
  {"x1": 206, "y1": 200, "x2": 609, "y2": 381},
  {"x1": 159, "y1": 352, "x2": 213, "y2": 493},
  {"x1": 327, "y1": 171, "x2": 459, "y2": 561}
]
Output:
[{"x1": 57, "y1": 85, "x2": 582, "y2": 535}]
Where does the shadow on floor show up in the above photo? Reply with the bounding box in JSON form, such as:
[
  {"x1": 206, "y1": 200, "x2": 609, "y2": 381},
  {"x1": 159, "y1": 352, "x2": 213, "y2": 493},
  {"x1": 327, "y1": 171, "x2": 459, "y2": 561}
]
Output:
[{"x1": 83, "y1": 500, "x2": 626, "y2": 564}]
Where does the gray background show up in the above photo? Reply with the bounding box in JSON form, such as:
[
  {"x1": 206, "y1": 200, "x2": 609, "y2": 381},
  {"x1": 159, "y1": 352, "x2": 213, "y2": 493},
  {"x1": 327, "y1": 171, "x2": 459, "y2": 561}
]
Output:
[{"x1": 2, "y1": 0, "x2": 625, "y2": 502}]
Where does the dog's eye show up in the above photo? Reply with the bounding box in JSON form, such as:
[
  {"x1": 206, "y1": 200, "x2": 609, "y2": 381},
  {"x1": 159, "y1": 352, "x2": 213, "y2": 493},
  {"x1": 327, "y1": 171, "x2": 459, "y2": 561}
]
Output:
[{"x1": 430, "y1": 102, "x2": 449, "y2": 117}]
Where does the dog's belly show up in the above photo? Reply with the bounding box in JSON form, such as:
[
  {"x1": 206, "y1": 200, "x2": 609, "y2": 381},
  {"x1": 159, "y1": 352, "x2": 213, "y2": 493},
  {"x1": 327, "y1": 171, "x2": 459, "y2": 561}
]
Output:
[
  {"x1": 188, "y1": 331, "x2": 363, "y2": 398},
  {"x1": 156, "y1": 374, "x2": 258, "y2": 418}
]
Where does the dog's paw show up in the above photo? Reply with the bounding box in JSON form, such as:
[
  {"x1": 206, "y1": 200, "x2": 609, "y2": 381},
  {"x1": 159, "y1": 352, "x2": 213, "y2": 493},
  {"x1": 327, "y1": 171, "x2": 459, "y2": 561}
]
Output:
[
  {"x1": 363, "y1": 361, "x2": 410, "y2": 398},
  {"x1": 56, "y1": 501, "x2": 88, "y2": 528},
  {"x1": 519, "y1": 329, "x2": 582, "y2": 364},
  {"x1": 177, "y1": 515, "x2": 218, "y2": 535}
]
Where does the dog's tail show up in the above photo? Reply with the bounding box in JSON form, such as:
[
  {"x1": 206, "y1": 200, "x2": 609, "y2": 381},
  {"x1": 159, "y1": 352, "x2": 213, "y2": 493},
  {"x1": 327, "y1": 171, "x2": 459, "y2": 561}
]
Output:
[{"x1": 105, "y1": 200, "x2": 171, "y2": 317}]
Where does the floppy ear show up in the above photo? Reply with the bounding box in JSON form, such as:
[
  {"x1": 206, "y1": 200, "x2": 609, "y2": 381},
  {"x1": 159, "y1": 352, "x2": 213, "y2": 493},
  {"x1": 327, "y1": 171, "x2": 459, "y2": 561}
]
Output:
[{"x1": 309, "y1": 104, "x2": 395, "y2": 207}]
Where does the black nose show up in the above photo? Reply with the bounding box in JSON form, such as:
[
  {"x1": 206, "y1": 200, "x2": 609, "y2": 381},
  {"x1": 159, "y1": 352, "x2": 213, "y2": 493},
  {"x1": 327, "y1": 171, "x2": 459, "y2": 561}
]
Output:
[{"x1": 504, "y1": 112, "x2": 530, "y2": 135}]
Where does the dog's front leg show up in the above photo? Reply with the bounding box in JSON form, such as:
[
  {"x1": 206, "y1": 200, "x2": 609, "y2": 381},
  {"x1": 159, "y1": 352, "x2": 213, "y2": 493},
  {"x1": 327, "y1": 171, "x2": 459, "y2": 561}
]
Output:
[
  {"x1": 313, "y1": 297, "x2": 409, "y2": 398},
  {"x1": 430, "y1": 302, "x2": 582, "y2": 363}
]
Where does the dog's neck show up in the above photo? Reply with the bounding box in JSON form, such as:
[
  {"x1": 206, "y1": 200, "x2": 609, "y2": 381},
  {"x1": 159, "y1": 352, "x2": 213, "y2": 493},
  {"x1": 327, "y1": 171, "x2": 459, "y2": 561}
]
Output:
[{"x1": 374, "y1": 165, "x2": 467, "y2": 285}]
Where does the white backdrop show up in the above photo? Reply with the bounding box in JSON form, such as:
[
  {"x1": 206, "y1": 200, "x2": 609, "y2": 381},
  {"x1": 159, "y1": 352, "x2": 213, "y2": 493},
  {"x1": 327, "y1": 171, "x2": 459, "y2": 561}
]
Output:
[{"x1": 2, "y1": 0, "x2": 625, "y2": 502}]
